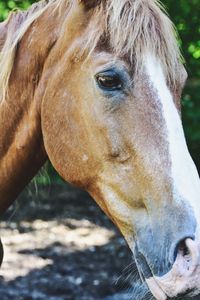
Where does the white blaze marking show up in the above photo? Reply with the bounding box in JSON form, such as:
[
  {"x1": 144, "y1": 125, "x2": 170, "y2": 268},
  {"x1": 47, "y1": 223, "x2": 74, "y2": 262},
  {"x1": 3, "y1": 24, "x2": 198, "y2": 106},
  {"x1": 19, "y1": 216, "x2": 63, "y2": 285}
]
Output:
[
  {"x1": 144, "y1": 54, "x2": 200, "y2": 299},
  {"x1": 145, "y1": 54, "x2": 200, "y2": 217}
]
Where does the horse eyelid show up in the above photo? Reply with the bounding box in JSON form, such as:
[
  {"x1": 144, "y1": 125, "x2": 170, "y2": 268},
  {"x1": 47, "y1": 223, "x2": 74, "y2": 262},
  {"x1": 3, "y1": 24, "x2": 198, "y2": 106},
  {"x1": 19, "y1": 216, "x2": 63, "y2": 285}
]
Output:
[{"x1": 95, "y1": 70, "x2": 125, "y2": 92}]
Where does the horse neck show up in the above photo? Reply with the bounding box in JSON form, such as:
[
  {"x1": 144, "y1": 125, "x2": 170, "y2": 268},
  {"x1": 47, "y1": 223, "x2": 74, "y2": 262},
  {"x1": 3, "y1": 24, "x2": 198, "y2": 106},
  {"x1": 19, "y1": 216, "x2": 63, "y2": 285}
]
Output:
[
  {"x1": 0, "y1": 3, "x2": 65, "y2": 214},
  {"x1": 0, "y1": 102, "x2": 47, "y2": 214}
]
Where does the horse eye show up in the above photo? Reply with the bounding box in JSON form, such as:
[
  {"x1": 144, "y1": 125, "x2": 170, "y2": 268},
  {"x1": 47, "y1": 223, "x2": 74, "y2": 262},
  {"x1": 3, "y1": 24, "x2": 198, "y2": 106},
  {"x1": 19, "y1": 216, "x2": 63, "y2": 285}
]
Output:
[{"x1": 95, "y1": 71, "x2": 123, "y2": 91}]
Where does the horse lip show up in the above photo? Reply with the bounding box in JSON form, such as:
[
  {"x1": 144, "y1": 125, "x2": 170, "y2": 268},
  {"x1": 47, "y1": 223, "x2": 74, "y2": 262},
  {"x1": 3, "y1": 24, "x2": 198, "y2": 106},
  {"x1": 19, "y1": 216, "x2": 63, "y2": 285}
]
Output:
[
  {"x1": 147, "y1": 275, "x2": 199, "y2": 300},
  {"x1": 133, "y1": 254, "x2": 168, "y2": 300},
  {"x1": 146, "y1": 277, "x2": 167, "y2": 300}
]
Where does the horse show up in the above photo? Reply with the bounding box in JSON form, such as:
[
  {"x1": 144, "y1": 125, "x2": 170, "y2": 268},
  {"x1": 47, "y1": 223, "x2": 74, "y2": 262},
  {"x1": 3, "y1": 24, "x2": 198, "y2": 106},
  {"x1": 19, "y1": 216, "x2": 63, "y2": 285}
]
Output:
[{"x1": 0, "y1": 0, "x2": 200, "y2": 299}]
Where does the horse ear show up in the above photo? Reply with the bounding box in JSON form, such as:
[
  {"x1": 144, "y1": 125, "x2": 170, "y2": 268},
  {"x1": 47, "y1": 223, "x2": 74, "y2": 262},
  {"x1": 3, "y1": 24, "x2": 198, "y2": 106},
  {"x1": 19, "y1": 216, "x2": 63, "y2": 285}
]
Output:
[{"x1": 78, "y1": 0, "x2": 100, "y2": 10}]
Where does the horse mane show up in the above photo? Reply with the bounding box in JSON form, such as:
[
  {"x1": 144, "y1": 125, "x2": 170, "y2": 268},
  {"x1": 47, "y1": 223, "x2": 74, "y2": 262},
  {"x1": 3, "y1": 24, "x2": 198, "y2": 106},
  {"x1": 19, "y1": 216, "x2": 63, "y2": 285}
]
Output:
[
  {"x1": 89, "y1": 0, "x2": 182, "y2": 82},
  {"x1": 0, "y1": 0, "x2": 61, "y2": 102},
  {"x1": 0, "y1": 0, "x2": 182, "y2": 103}
]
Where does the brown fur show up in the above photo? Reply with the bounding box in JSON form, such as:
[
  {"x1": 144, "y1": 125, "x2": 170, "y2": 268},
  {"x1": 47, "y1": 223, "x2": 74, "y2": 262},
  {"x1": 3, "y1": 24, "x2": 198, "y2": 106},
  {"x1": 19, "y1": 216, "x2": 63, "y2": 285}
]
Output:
[{"x1": 0, "y1": 1, "x2": 194, "y2": 299}]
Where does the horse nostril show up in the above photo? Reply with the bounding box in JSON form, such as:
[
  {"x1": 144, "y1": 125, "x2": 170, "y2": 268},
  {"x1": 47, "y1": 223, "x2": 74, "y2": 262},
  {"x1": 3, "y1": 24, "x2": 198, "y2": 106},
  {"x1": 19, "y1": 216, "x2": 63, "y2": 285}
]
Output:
[
  {"x1": 178, "y1": 240, "x2": 190, "y2": 256},
  {"x1": 174, "y1": 238, "x2": 193, "y2": 263},
  {"x1": 173, "y1": 238, "x2": 199, "y2": 273}
]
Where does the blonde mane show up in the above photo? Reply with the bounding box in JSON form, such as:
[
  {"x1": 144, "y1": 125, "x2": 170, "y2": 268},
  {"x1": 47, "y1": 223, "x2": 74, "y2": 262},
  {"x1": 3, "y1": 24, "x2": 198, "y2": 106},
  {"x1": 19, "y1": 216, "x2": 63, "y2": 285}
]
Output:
[
  {"x1": 0, "y1": 0, "x2": 182, "y2": 103},
  {"x1": 0, "y1": 0, "x2": 61, "y2": 102},
  {"x1": 89, "y1": 0, "x2": 182, "y2": 82}
]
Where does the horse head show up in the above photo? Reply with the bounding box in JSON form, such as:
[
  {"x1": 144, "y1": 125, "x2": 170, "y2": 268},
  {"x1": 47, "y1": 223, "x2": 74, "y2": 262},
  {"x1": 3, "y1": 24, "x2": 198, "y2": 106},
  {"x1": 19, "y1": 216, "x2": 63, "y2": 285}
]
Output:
[{"x1": 1, "y1": 1, "x2": 200, "y2": 299}]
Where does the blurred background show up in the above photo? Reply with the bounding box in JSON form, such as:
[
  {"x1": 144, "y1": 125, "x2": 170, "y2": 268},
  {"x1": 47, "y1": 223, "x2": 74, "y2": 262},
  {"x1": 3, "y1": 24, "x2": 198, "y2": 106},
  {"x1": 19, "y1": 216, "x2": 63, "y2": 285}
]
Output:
[{"x1": 0, "y1": 1, "x2": 199, "y2": 300}]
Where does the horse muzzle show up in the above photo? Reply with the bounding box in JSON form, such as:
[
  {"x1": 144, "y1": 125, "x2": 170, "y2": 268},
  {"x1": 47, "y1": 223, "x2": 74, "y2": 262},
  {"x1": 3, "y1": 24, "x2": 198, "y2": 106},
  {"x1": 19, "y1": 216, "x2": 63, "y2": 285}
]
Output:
[
  {"x1": 136, "y1": 237, "x2": 200, "y2": 300},
  {"x1": 131, "y1": 202, "x2": 200, "y2": 300},
  {"x1": 149, "y1": 238, "x2": 200, "y2": 299}
]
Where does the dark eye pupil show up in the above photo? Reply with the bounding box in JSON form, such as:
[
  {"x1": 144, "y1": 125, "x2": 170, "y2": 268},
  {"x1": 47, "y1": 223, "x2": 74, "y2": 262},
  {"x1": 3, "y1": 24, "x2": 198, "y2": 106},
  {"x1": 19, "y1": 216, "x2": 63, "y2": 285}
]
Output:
[{"x1": 96, "y1": 74, "x2": 122, "y2": 90}]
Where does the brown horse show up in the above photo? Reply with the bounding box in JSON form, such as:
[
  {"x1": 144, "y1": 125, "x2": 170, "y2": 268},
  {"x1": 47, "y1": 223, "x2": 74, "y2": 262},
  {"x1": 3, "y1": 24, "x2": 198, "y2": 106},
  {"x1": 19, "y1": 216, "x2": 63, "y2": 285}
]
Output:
[{"x1": 0, "y1": 0, "x2": 200, "y2": 299}]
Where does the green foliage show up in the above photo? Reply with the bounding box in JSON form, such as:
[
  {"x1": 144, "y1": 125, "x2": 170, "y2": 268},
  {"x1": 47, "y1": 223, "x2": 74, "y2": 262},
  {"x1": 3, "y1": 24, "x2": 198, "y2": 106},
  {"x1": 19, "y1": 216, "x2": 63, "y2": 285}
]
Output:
[
  {"x1": 164, "y1": 0, "x2": 200, "y2": 76},
  {"x1": 0, "y1": 0, "x2": 37, "y2": 21},
  {"x1": 0, "y1": 0, "x2": 199, "y2": 175}
]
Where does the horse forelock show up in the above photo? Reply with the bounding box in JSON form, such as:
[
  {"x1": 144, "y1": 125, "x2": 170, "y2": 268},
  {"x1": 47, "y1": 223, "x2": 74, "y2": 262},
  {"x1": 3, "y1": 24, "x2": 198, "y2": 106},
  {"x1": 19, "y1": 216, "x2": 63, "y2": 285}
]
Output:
[
  {"x1": 87, "y1": 0, "x2": 182, "y2": 83},
  {"x1": 0, "y1": 0, "x2": 182, "y2": 103}
]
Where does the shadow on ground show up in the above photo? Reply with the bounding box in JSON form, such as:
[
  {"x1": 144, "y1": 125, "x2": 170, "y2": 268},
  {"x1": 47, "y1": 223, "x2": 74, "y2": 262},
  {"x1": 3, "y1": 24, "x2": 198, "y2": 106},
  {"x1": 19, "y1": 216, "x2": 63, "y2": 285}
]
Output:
[
  {"x1": 1, "y1": 183, "x2": 199, "y2": 300},
  {"x1": 0, "y1": 183, "x2": 142, "y2": 300},
  {"x1": 0, "y1": 239, "x2": 137, "y2": 300}
]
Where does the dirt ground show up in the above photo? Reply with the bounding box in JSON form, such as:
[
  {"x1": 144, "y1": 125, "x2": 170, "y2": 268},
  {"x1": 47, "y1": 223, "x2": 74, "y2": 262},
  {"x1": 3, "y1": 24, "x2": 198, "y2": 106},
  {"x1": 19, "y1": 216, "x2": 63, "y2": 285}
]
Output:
[
  {"x1": 1, "y1": 183, "x2": 199, "y2": 300},
  {"x1": 0, "y1": 183, "x2": 145, "y2": 300}
]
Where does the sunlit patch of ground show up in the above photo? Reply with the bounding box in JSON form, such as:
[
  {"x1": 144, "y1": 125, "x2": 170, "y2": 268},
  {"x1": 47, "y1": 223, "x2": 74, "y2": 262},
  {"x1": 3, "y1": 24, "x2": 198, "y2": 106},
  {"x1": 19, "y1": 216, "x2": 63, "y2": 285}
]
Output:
[
  {"x1": 0, "y1": 184, "x2": 134, "y2": 300},
  {"x1": 1, "y1": 218, "x2": 115, "y2": 281}
]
